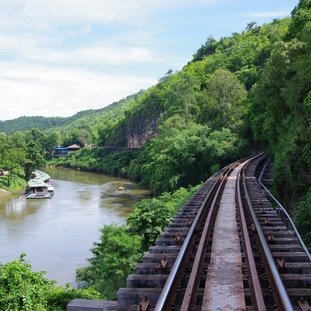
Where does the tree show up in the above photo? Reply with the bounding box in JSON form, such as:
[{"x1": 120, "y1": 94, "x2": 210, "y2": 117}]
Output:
[
  {"x1": 192, "y1": 36, "x2": 217, "y2": 61},
  {"x1": 127, "y1": 187, "x2": 193, "y2": 249},
  {"x1": 0, "y1": 254, "x2": 100, "y2": 311},
  {"x1": 0, "y1": 135, "x2": 26, "y2": 186},
  {"x1": 24, "y1": 141, "x2": 45, "y2": 179},
  {"x1": 294, "y1": 190, "x2": 311, "y2": 246},
  {"x1": 76, "y1": 225, "x2": 142, "y2": 299},
  {"x1": 167, "y1": 73, "x2": 197, "y2": 124},
  {"x1": 46, "y1": 131, "x2": 62, "y2": 149},
  {"x1": 0, "y1": 254, "x2": 55, "y2": 311},
  {"x1": 198, "y1": 69, "x2": 247, "y2": 132}
]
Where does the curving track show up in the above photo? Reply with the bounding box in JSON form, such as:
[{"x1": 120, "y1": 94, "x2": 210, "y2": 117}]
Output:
[{"x1": 68, "y1": 154, "x2": 311, "y2": 311}]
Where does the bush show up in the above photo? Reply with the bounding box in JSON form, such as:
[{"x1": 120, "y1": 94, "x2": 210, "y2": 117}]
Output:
[
  {"x1": 76, "y1": 225, "x2": 142, "y2": 300},
  {"x1": 127, "y1": 186, "x2": 199, "y2": 249},
  {"x1": 0, "y1": 254, "x2": 100, "y2": 311},
  {"x1": 294, "y1": 190, "x2": 311, "y2": 246}
]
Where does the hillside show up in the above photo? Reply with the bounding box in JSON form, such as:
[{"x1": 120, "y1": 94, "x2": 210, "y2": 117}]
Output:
[
  {"x1": 0, "y1": 115, "x2": 67, "y2": 133},
  {"x1": 54, "y1": 18, "x2": 291, "y2": 189},
  {"x1": 0, "y1": 92, "x2": 143, "y2": 135}
]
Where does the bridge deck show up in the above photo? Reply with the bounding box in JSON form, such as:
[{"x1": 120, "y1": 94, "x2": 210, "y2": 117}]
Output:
[{"x1": 202, "y1": 164, "x2": 245, "y2": 311}]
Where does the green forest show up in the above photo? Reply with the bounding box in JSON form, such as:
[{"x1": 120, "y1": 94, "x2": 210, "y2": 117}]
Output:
[{"x1": 0, "y1": 0, "x2": 310, "y2": 309}]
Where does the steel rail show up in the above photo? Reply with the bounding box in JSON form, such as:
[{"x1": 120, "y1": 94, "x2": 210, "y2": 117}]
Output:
[
  {"x1": 241, "y1": 165, "x2": 294, "y2": 311},
  {"x1": 258, "y1": 163, "x2": 311, "y2": 262},
  {"x1": 154, "y1": 165, "x2": 233, "y2": 311},
  {"x1": 180, "y1": 167, "x2": 229, "y2": 310},
  {"x1": 236, "y1": 170, "x2": 266, "y2": 311}
]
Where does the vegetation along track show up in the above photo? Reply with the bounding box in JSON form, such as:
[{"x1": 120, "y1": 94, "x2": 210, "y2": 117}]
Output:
[{"x1": 71, "y1": 154, "x2": 310, "y2": 310}]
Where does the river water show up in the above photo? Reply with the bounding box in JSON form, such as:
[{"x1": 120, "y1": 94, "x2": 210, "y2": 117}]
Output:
[{"x1": 0, "y1": 167, "x2": 149, "y2": 285}]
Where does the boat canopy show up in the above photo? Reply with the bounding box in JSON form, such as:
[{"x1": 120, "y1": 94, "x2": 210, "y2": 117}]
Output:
[
  {"x1": 32, "y1": 170, "x2": 50, "y2": 181},
  {"x1": 28, "y1": 177, "x2": 48, "y2": 188}
]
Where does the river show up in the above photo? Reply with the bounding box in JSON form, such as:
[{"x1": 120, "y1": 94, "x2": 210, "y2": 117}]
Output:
[{"x1": 0, "y1": 167, "x2": 149, "y2": 285}]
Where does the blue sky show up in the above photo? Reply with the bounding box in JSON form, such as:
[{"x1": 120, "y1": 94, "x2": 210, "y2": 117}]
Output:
[{"x1": 0, "y1": 0, "x2": 298, "y2": 121}]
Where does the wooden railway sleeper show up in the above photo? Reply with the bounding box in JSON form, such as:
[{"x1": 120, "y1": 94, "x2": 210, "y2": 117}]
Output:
[
  {"x1": 297, "y1": 297, "x2": 311, "y2": 311},
  {"x1": 137, "y1": 296, "x2": 150, "y2": 311}
]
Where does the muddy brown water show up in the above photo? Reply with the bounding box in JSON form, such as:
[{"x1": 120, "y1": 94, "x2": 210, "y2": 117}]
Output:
[{"x1": 0, "y1": 167, "x2": 149, "y2": 285}]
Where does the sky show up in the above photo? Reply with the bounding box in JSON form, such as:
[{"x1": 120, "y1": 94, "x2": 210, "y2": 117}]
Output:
[{"x1": 0, "y1": 0, "x2": 298, "y2": 121}]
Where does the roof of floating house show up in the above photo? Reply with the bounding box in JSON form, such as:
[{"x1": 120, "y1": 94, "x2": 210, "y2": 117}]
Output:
[
  {"x1": 67, "y1": 144, "x2": 81, "y2": 149},
  {"x1": 28, "y1": 177, "x2": 48, "y2": 188},
  {"x1": 32, "y1": 170, "x2": 50, "y2": 181},
  {"x1": 53, "y1": 147, "x2": 68, "y2": 151}
]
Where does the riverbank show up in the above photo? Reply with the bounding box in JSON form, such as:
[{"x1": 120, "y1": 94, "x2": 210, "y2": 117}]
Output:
[
  {"x1": 0, "y1": 175, "x2": 27, "y2": 195},
  {"x1": 0, "y1": 188, "x2": 11, "y2": 199}
]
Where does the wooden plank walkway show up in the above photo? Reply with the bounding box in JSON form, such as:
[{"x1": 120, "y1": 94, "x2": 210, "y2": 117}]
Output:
[{"x1": 202, "y1": 164, "x2": 245, "y2": 311}]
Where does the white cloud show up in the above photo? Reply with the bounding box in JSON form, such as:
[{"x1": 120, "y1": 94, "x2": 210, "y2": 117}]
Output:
[
  {"x1": 0, "y1": 31, "x2": 167, "y2": 66},
  {"x1": 1, "y1": 0, "x2": 217, "y2": 27},
  {"x1": 69, "y1": 25, "x2": 92, "y2": 37},
  {"x1": 0, "y1": 62, "x2": 156, "y2": 120}
]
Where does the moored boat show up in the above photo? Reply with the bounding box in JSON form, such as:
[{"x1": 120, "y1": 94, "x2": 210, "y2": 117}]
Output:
[
  {"x1": 26, "y1": 177, "x2": 53, "y2": 199},
  {"x1": 32, "y1": 170, "x2": 51, "y2": 183},
  {"x1": 31, "y1": 169, "x2": 54, "y2": 194}
]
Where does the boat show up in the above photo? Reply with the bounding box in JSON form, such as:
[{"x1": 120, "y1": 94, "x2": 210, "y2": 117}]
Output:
[
  {"x1": 26, "y1": 177, "x2": 54, "y2": 199},
  {"x1": 31, "y1": 170, "x2": 54, "y2": 194},
  {"x1": 32, "y1": 170, "x2": 51, "y2": 183}
]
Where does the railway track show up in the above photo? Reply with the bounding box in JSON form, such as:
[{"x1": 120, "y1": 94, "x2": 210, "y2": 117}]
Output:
[{"x1": 68, "y1": 154, "x2": 311, "y2": 311}]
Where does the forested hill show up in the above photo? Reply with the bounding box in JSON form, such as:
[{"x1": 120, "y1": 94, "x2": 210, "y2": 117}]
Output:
[
  {"x1": 52, "y1": 17, "x2": 293, "y2": 192},
  {"x1": 0, "y1": 115, "x2": 67, "y2": 133},
  {"x1": 0, "y1": 92, "x2": 142, "y2": 134}
]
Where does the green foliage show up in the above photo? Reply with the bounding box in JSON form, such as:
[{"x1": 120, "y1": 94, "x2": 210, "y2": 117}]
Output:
[
  {"x1": 76, "y1": 225, "x2": 142, "y2": 299},
  {"x1": 0, "y1": 254, "x2": 100, "y2": 311},
  {"x1": 127, "y1": 186, "x2": 199, "y2": 249},
  {"x1": 0, "y1": 175, "x2": 26, "y2": 192},
  {"x1": 249, "y1": 1, "x2": 311, "y2": 209},
  {"x1": 50, "y1": 148, "x2": 136, "y2": 177},
  {"x1": 294, "y1": 190, "x2": 311, "y2": 246},
  {"x1": 192, "y1": 36, "x2": 217, "y2": 61},
  {"x1": 0, "y1": 116, "x2": 67, "y2": 134},
  {"x1": 24, "y1": 139, "x2": 46, "y2": 180},
  {"x1": 129, "y1": 120, "x2": 244, "y2": 194},
  {"x1": 46, "y1": 286, "x2": 100, "y2": 311},
  {"x1": 197, "y1": 69, "x2": 247, "y2": 132},
  {"x1": 0, "y1": 254, "x2": 53, "y2": 311},
  {"x1": 0, "y1": 133, "x2": 26, "y2": 190}
]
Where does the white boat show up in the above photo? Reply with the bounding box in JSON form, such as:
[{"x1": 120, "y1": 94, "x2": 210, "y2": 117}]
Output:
[
  {"x1": 32, "y1": 170, "x2": 51, "y2": 183},
  {"x1": 31, "y1": 170, "x2": 54, "y2": 194},
  {"x1": 47, "y1": 184, "x2": 54, "y2": 193},
  {"x1": 26, "y1": 177, "x2": 53, "y2": 199}
]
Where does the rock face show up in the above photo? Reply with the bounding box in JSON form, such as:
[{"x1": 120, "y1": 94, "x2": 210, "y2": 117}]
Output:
[{"x1": 126, "y1": 117, "x2": 158, "y2": 149}]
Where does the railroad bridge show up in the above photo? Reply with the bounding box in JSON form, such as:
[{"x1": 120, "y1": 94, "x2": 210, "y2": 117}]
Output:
[{"x1": 68, "y1": 154, "x2": 311, "y2": 311}]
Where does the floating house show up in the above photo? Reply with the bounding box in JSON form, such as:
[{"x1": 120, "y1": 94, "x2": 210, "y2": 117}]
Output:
[
  {"x1": 26, "y1": 177, "x2": 53, "y2": 199},
  {"x1": 52, "y1": 144, "x2": 81, "y2": 158},
  {"x1": 52, "y1": 147, "x2": 69, "y2": 158},
  {"x1": 32, "y1": 170, "x2": 54, "y2": 193}
]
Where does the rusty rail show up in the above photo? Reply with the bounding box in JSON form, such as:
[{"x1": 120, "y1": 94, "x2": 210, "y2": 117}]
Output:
[
  {"x1": 236, "y1": 170, "x2": 266, "y2": 311},
  {"x1": 241, "y1": 164, "x2": 294, "y2": 311},
  {"x1": 154, "y1": 165, "x2": 233, "y2": 311},
  {"x1": 179, "y1": 170, "x2": 228, "y2": 310},
  {"x1": 258, "y1": 161, "x2": 311, "y2": 262},
  {"x1": 154, "y1": 155, "x2": 263, "y2": 311}
]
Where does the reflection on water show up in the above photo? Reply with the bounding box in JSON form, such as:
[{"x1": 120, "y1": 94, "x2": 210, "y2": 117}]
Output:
[{"x1": 0, "y1": 167, "x2": 149, "y2": 285}]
